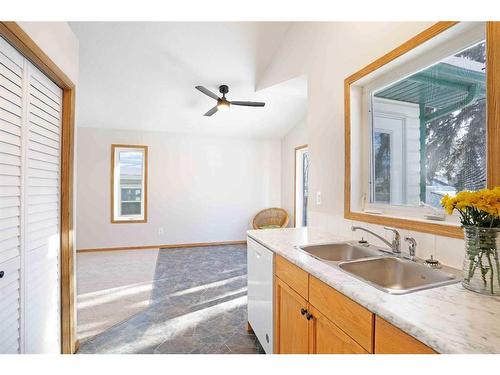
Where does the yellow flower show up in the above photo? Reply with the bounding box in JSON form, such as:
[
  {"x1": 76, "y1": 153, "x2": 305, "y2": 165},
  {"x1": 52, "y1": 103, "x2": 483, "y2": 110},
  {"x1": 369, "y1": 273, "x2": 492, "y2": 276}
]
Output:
[
  {"x1": 441, "y1": 194, "x2": 456, "y2": 215},
  {"x1": 441, "y1": 187, "x2": 500, "y2": 218}
]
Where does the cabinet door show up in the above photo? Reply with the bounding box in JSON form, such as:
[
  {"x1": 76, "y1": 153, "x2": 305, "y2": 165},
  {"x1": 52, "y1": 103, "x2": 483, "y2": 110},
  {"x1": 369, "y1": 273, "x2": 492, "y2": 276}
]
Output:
[
  {"x1": 308, "y1": 305, "x2": 368, "y2": 354},
  {"x1": 374, "y1": 316, "x2": 436, "y2": 354},
  {"x1": 274, "y1": 276, "x2": 309, "y2": 354}
]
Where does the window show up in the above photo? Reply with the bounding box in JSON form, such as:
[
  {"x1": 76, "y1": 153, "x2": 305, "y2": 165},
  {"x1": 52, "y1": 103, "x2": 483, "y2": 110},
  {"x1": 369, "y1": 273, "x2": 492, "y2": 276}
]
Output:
[
  {"x1": 111, "y1": 145, "x2": 148, "y2": 223},
  {"x1": 294, "y1": 145, "x2": 309, "y2": 227},
  {"x1": 370, "y1": 40, "x2": 486, "y2": 208},
  {"x1": 344, "y1": 22, "x2": 500, "y2": 238}
]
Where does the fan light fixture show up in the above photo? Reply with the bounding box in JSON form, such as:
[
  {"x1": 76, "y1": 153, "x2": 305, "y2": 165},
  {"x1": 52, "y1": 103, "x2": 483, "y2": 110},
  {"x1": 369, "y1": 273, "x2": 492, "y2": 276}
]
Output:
[
  {"x1": 195, "y1": 84, "x2": 265, "y2": 116},
  {"x1": 217, "y1": 99, "x2": 230, "y2": 111}
]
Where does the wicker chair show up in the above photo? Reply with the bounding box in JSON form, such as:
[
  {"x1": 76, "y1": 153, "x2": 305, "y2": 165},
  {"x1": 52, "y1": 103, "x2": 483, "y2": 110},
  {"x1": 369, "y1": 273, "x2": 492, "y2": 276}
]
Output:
[{"x1": 252, "y1": 208, "x2": 289, "y2": 230}]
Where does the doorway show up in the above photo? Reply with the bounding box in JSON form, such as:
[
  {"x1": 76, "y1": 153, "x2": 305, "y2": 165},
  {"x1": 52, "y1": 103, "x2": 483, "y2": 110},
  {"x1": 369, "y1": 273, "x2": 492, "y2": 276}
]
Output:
[{"x1": 294, "y1": 145, "x2": 309, "y2": 227}]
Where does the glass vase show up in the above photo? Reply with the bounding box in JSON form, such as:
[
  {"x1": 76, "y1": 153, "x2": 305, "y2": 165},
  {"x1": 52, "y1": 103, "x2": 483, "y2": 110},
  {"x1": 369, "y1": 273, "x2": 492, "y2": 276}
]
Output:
[{"x1": 462, "y1": 226, "x2": 500, "y2": 295}]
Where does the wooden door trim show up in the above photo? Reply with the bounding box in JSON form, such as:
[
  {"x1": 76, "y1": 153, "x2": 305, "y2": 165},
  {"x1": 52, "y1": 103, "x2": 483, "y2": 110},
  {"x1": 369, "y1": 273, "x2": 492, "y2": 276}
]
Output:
[
  {"x1": 0, "y1": 22, "x2": 76, "y2": 354},
  {"x1": 293, "y1": 144, "x2": 308, "y2": 227},
  {"x1": 344, "y1": 21, "x2": 500, "y2": 239}
]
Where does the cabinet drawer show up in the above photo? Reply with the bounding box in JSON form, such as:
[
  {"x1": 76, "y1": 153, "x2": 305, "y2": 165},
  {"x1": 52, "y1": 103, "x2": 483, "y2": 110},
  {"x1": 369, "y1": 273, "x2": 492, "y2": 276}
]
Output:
[
  {"x1": 275, "y1": 255, "x2": 309, "y2": 299},
  {"x1": 309, "y1": 276, "x2": 374, "y2": 352},
  {"x1": 374, "y1": 316, "x2": 436, "y2": 354}
]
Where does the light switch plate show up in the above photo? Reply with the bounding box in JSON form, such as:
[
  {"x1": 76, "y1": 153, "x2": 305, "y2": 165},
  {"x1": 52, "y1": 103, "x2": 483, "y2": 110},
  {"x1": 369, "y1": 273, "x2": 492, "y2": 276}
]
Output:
[{"x1": 316, "y1": 191, "x2": 322, "y2": 205}]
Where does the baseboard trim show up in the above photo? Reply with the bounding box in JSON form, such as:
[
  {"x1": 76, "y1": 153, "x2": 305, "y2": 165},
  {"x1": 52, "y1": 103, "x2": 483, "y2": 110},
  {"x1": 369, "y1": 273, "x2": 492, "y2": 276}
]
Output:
[
  {"x1": 73, "y1": 339, "x2": 80, "y2": 354},
  {"x1": 77, "y1": 240, "x2": 247, "y2": 253}
]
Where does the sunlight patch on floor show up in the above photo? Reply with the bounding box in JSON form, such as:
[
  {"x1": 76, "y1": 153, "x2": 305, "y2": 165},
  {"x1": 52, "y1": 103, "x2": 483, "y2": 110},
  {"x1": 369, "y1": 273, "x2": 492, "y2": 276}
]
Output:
[
  {"x1": 111, "y1": 295, "x2": 247, "y2": 353},
  {"x1": 169, "y1": 275, "x2": 245, "y2": 297}
]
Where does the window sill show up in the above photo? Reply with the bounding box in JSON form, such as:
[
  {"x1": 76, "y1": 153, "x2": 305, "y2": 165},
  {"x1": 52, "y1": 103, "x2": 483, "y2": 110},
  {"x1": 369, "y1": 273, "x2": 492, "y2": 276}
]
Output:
[
  {"x1": 344, "y1": 209, "x2": 463, "y2": 239},
  {"x1": 111, "y1": 218, "x2": 147, "y2": 224}
]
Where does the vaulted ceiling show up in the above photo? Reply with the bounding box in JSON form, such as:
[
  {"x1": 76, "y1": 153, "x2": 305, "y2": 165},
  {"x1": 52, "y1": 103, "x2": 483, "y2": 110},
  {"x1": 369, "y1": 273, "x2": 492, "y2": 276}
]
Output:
[{"x1": 70, "y1": 22, "x2": 307, "y2": 138}]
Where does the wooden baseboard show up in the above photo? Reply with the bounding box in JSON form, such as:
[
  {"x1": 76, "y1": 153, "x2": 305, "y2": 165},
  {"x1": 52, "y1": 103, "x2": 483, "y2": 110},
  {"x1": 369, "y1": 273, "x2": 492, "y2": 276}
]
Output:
[
  {"x1": 73, "y1": 339, "x2": 80, "y2": 354},
  {"x1": 77, "y1": 240, "x2": 247, "y2": 253}
]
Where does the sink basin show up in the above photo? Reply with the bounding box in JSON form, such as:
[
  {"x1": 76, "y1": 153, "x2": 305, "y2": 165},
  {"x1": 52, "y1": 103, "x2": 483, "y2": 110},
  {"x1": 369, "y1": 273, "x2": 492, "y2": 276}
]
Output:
[
  {"x1": 300, "y1": 242, "x2": 381, "y2": 262},
  {"x1": 338, "y1": 257, "x2": 459, "y2": 294}
]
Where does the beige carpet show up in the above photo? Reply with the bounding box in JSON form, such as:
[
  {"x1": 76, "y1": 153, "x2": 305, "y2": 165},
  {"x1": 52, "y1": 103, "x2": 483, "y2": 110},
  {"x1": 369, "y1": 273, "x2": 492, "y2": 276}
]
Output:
[{"x1": 77, "y1": 249, "x2": 160, "y2": 341}]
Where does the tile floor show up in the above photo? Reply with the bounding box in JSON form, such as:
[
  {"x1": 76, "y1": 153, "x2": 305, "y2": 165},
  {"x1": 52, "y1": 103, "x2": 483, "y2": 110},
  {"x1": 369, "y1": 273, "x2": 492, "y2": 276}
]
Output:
[{"x1": 77, "y1": 244, "x2": 265, "y2": 354}]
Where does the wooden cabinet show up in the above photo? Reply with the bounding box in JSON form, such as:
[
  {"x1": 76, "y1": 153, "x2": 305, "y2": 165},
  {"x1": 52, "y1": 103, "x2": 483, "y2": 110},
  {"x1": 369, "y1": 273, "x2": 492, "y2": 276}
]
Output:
[
  {"x1": 273, "y1": 255, "x2": 370, "y2": 354},
  {"x1": 374, "y1": 316, "x2": 436, "y2": 354},
  {"x1": 275, "y1": 255, "x2": 309, "y2": 299},
  {"x1": 309, "y1": 276, "x2": 374, "y2": 352},
  {"x1": 274, "y1": 276, "x2": 309, "y2": 353},
  {"x1": 308, "y1": 305, "x2": 368, "y2": 354},
  {"x1": 272, "y1": 255, "x2": 437, "y2": 355}
]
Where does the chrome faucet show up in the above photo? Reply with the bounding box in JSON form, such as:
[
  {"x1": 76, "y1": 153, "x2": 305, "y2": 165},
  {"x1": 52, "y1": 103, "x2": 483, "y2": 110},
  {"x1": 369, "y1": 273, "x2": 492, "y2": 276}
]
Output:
[
  {"x1": 404, "y1": 236, "x2": 417, "y2": 261},
  {"x1": 351, "y1": 225, "x2": 401, "y2": 254}
]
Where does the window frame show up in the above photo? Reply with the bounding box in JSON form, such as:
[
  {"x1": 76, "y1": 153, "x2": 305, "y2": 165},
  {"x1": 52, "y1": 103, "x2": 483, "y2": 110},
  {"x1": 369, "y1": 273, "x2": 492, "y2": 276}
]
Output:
[
  {"x1": 344, "y1": 22, "x2": 500, "y2": 239},
  {"x1": 111, "y1": 144, "x2": 148, "y2": 223}
]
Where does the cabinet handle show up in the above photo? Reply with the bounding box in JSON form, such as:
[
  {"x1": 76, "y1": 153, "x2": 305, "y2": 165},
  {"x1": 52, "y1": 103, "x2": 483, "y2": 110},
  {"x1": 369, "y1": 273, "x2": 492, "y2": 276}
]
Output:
[
  {"x1": 306, "y1": 312, "x2": 313, "y2": 320},
  {"x1": 300, "y1": 308, "x2": 307, "y2": 316},
  {"x1": 0, "y1": 270, "x2": 4, "y2": 278}
]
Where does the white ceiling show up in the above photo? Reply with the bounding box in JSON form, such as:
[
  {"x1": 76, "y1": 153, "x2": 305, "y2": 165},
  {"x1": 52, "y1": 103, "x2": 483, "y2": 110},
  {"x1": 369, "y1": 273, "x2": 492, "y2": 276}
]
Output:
[{"x1": 70, "y1": 22, "x2": 307, "y2": 138}]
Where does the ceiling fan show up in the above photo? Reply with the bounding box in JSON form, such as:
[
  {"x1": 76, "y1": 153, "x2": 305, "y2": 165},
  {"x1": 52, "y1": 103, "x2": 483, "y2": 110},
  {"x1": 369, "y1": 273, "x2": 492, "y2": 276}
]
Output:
[{"x1": 195, "y1": 84, "x2": 265, "y2": 116}]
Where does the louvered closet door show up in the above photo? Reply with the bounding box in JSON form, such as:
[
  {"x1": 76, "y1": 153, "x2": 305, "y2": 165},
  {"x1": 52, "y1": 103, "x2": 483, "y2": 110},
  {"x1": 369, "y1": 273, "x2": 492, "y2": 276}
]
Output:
[
  {"x1": 24, "y1": 62, "x2": 62, "y2": 353},
  {"x1": 0, "y1": 36, "x2": 24, "y2": 354}
]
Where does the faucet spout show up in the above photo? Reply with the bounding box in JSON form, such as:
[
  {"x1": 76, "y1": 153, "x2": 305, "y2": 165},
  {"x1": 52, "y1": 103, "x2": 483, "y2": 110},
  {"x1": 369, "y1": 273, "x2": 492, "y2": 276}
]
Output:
[{"x1": 351, "y1": 225, "x2": 401, "y2": 254}]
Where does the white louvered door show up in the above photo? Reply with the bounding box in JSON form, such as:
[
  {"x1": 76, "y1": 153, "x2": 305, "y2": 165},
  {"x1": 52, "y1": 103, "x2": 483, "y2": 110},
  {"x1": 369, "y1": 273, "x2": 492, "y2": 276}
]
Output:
[
  {"x1": 24, "y1": 62, "x2": 62, "y2": 354},
  {"x1": 0, "y1": 36, "x2": 62, "y2": 354},
  {"x1": 0, "y1": 36, "x2": 24, "y2": 354}
]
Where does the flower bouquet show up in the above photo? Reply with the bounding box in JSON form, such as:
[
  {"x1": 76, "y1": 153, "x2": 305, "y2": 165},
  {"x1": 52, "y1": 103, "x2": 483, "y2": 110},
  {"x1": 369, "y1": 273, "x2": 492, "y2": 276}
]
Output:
[{"x1": 441, "y1": 187, "x2": 500, "y2": 295}]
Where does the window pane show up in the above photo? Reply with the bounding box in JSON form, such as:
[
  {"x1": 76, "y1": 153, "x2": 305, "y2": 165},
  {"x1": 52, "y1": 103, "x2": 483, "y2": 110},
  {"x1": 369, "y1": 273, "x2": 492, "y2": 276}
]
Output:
[
  {"x1": 121, "y1": 202, "x2": 141, "y2": 215},
  {"x1": 114, "y1": 147, "x2": 146, "y2": 220},
  {"x1": 371, "y1": 40, "x2": 486, "y2": 207},
  {"x1": 121, "y1": 188, "x2": 142, "y2": 202},
  {"x1": 373, "y1": 132, "x2": 391, "y2": 203}
]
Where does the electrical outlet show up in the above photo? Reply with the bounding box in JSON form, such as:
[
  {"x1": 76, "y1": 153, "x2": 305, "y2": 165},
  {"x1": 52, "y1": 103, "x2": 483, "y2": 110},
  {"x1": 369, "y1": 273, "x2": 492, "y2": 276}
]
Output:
[
  {"x1": 158, "y1": 227, "x2": 164, "y2": 236},
  {"x1": 316, "y1": 191, "x2": 322, "y2": 205}
]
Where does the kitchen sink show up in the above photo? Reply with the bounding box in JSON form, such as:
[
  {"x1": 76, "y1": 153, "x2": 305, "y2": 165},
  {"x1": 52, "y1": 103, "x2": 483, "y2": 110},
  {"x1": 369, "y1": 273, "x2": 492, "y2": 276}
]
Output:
[
  {"x1": 300, "y1": 242, "x2": 381, "y2": 262},
  {"x1": 338, "y1": 256, "x2": 460, "y2": 294}
]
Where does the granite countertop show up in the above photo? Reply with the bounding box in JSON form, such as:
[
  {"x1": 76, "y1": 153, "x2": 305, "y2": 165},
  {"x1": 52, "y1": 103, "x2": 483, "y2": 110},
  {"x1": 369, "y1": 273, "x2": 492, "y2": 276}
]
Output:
[{"x1": 246, "y1": 227, "x2": 500, "y2": 354}]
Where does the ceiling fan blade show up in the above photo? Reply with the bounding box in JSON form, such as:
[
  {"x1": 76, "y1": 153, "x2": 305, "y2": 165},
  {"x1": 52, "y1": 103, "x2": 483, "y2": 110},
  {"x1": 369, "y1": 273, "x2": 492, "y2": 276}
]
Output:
[
  {"x1": 204, "y1": 106, "x2": 218, "y2": 116},
  {"x1": 230, "y1": 101, "x2": 266, "y2": 107},
  {"x1": 195, "y1": 86, "x2": 220, "y2": 100}
]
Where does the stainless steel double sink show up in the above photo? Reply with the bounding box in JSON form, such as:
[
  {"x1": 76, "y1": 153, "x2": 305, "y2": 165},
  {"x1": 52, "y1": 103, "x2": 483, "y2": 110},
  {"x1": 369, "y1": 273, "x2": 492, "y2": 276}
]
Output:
[{"x1": 300, "y1": 242, "x2": 460, "y2": 295}]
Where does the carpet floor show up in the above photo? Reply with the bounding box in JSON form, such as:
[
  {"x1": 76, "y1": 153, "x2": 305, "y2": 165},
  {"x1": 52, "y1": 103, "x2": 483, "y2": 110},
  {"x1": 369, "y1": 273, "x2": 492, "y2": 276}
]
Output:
[
  {"x1": 77, "y1": 248, "x2": 160, "y2": 341},
  {"x1": 77, "y1": 244, "x2": 264, "y2": 354}
]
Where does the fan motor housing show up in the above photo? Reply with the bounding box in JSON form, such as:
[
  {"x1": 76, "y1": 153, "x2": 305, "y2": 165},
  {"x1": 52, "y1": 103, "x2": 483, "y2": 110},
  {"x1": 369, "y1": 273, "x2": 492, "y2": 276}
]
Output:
[{"x1": 219, "y1": 85, "x2": 229, "y2": 95}]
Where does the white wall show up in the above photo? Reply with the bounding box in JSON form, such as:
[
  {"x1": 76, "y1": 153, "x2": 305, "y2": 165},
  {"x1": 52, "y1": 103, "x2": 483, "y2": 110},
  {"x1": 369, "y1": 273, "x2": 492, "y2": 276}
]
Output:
[
  {"x1": 281, "y1": 117, "x2": 308, "y2": 226},
  {"x1": 260, "y1": 22, "x2": 466, "y2": 269},
  {"x1": 76, "y1": 128, "x2": 281, "y2": 249},
  {"x1": 18, "y1": 22, "x2": 79, "y2": 85}
]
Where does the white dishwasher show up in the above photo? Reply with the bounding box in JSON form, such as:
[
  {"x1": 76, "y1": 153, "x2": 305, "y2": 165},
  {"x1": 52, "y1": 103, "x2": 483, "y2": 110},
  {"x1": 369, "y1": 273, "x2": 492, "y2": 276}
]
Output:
[{"x1": 247, "y1": 237, "x2": 274, "y2": 353}]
